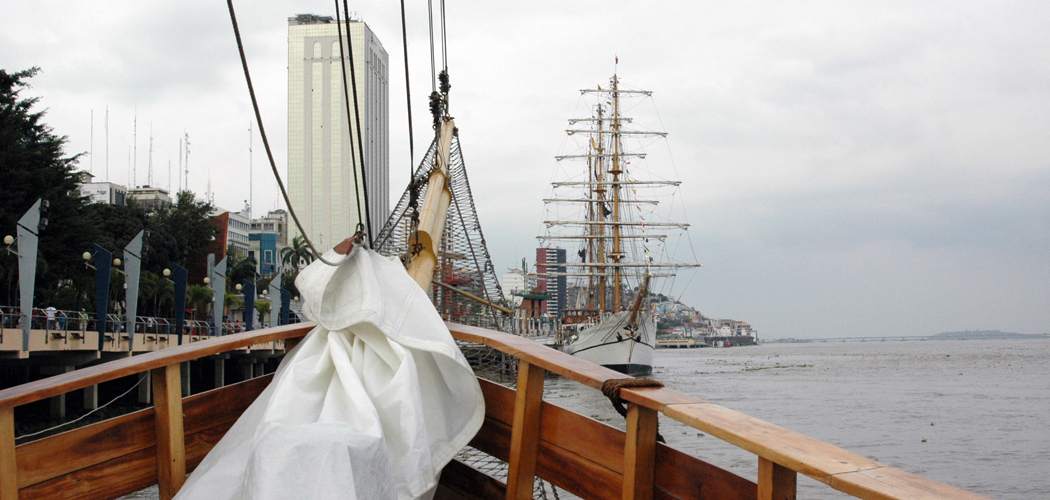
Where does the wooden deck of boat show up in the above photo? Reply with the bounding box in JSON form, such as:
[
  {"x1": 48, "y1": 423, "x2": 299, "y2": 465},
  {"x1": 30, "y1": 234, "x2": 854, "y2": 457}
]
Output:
[{"x1": 0, "y1": 322, "x2": 993, "y2": 500}]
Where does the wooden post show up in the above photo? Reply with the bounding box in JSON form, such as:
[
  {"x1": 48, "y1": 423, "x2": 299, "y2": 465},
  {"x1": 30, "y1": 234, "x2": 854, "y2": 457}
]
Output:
[
  {"x1": 0, "y1": 407, "x2": 16, "y2": 500},
  {"x1": 152, "y1": 364, "x2": 185, "y2": 500},
  {"x1": 138, "y1": 370, "x2": 152, "y2": 404},
  {"x1": 505, "y1": 361, "x2": 545, "y2": 500},
  {"x1": 181, "y1": 362, "x2": 191, "y2": 398},
  {"x1": 623, "y1": 404, "x2": 658, "y2": 500},
  {"x1": 83, "y1": 384, "x2": 98, "y2": 410},
  {"x1": 757, "y1": 457, "x2": 797, "y2": 500}
]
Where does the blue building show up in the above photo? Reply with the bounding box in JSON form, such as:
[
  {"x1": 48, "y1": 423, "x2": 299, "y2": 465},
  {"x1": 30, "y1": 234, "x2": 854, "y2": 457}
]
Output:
[{"x1": 249, "y1": 232, "x2": 280, "y2": 275}]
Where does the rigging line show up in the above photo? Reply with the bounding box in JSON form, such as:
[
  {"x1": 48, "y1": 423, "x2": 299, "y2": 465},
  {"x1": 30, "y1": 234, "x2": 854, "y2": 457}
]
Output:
[
  {"x1": 226, "y1": 0, "x2": 338, "y2": 266},
  {"x1": 427, "y1": 0, "x2": 437, "y2": 91},
  {"x1": 440, "y1": 0, "x2": 448, "y2": 72},
  {"x1": 341, "y1": 0, "x2": 374, "y2": 245},
  {"x1": 334, "y1": 2, "x2": 366, "y2": 240},
  {"x1": 16, "y1": 374, "x2": 145, "y2": 443},
  {"x1": 450, "y1": 138, "x2": 503, "y2": 314},
  {"x1": 399, "y1": 0, "x2": 415, "y2": 176}
]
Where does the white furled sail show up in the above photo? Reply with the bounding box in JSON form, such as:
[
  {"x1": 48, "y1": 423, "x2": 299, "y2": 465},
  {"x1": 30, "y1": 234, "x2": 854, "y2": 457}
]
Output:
[{"x1": 175, "y1": 248, "x2": 485, "y2": 500}]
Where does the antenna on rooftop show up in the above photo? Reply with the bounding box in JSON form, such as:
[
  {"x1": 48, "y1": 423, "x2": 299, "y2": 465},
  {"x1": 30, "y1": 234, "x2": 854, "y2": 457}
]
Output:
[
  {"x1": 105, "y1": 106, "x2": 109, "y2": 181},
  {"x1": 147, "y1": 123, "x2": 154, "y2": 187},
  {"x1": 184, "y1": 132, "x2": 190, "y2": 193},
  {"x1": 90, "y1": 110, "x2": 94, "y2": 174},
  {"x1": 133, "y1": 107, "x2": 138, "y2": 188}
]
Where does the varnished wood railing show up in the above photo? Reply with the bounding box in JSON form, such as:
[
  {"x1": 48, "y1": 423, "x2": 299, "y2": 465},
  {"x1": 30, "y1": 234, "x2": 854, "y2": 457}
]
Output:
[
  {"x1": 0, "y1": 322, "x2": 314, "y2": 500},
  {"x1": 0, "y1": 321, "x2": 991, "y2": 500},
  {"x1": 446, "y1": 322, "x2": 993, "y2": 500}
]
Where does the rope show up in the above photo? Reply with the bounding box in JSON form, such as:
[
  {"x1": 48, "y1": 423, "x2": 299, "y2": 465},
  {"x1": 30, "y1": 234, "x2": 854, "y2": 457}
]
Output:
[
  {"x1": 333, "y1": 2, "x2": 367, "y2": 244},
  {"x1": 226, "y1": 0, "x2": 339, "y2": 266},
  {"x1": 399, "y1": 0, "x2": 415, "y2": 177},
  {"x1": 427, "y1": 0, "x2": 437, "y2": 92},
  {"x1": 341, "y1": 0, "x2": 374, "y2": 246},
  {"x1": 16, "y1": 373, "x2": 145, "y2": 443},
  {"x1": 440, "y1": 0, "x2": 448, "y2": 72},
  {"x1": 600, "y1": 377, "x2": 666, "y2": 443}
]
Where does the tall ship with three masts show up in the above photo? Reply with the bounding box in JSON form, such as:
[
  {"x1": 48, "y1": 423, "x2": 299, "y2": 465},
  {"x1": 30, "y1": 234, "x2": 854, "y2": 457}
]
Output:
[{"x1": 541, "y1": 71, "x2": 701, "y2": 376}]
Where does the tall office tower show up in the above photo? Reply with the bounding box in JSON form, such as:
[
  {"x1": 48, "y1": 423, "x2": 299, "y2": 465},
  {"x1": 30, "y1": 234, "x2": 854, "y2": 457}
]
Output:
[
  {"x1": 536, "y1": 247, "x2": 567, "y2": 318},
  {"x1": 287, "y1": 14, "x2": 389, "y2": 250}
]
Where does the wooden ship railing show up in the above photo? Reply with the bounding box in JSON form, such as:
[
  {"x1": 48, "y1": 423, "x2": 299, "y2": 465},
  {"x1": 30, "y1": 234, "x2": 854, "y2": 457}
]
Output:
[{"x1": 0, "y1": 322, "x2": 990, "y2": 500}]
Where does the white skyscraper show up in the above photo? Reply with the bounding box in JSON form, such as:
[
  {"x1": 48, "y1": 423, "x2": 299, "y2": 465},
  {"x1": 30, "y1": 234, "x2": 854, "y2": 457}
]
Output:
[{"x1": 287, "y1": 14, "x2": 389, "y2": 249}]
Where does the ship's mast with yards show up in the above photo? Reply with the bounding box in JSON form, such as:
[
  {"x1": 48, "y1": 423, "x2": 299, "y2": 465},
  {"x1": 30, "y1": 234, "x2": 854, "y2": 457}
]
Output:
[{"x1": 542, "y1": 73, "x2": 699, "y2": 317}]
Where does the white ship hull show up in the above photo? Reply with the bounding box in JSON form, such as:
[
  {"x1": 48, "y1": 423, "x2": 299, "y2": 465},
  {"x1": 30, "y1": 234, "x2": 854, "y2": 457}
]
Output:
[{"x1": 562, "y1": 312, "x2": 655, "y2": 376}]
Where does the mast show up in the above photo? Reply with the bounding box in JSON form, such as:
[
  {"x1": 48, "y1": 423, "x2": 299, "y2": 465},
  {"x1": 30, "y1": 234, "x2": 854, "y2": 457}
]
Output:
[
  {"x1": 543, "y1": 71, "x2": 702, "y2": 319},
  {"x1": 595, "y1": 104, "x2": 607, "y2": 312},
  {"x1": 610, "y1": 74, "x2": 623, "y2": 312}
]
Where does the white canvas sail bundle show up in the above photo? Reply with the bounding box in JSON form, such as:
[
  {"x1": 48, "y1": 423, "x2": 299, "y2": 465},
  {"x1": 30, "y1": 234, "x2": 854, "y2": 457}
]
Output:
[{"x1": 175, "y1": 248, "x2": 485, "y2": 500}]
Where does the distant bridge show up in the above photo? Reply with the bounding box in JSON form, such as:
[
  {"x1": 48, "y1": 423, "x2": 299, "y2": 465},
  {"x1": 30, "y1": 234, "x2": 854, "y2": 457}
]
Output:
[
  {"x1": 776, "y1": 334, "x2": 1050, "y2": 343},
  {"x1": 809, "y1": 336, "x2": 933, "y2": 343}
]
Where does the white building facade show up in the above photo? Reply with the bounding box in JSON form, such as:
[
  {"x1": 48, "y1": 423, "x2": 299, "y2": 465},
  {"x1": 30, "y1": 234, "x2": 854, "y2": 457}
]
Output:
[
  {"x1": 79, "y1": 173, "x2": 127, "y2": 205},
  {"x1": 287, "y1": 14, "x2": 389, "y2": 250},
  {"x1": 501, "y1": 268, "x2": 535, "y2": 307}
]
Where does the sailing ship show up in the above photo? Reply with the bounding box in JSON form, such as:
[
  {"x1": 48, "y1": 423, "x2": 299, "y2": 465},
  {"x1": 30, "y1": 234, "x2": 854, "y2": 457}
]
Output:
[
  {"x1": 0, "y1": 5, "x2": 996, "y2": 499},
  {"x1": 542, "y1": 73, "x2": 700, "y2": 376}
]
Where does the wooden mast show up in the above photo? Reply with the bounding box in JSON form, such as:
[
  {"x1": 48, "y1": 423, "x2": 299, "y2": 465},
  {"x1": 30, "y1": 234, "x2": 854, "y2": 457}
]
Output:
[
  {"x1": 407, "y1": 118, "x2": 456, "y2": 290},
  {"x1": 611, "y1": 74, "x2": 623, "y2": 312},
  {"x1": 595, "y1": 104, "x2": 607, "y2": 312}
]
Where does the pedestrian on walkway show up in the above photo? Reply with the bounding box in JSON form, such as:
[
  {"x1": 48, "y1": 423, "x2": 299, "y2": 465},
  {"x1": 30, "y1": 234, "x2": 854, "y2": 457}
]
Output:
[{"x1": 45, "y1": 306, "x2": 57, "y2": 330}]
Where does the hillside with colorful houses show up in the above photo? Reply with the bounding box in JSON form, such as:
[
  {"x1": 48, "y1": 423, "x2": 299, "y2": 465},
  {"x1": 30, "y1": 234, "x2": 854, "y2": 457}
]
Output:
[{"x1": 652, "y1": 294, "x2": 758, "y2": 346}]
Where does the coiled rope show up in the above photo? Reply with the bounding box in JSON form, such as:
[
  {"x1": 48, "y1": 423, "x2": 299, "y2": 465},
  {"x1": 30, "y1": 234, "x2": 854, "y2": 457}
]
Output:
[{"x1": 600, "y1": 377, "x2": 666, "y2": 443}]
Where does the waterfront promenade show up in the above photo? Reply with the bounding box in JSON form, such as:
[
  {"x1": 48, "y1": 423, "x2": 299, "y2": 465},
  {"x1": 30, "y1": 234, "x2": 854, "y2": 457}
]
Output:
[{"x1": 0, "y1": 306, "x2": 290, "y2": 421}]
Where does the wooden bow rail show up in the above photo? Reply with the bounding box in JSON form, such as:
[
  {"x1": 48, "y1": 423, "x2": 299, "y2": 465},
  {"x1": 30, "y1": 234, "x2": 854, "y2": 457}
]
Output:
[{"x1": 0, "y1": 321, "x2": 991, "y2": 500}]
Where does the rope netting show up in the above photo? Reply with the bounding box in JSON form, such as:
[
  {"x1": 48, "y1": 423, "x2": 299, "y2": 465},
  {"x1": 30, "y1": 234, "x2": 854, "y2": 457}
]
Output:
[
  {"x1": 373, "y1": 132, "x2": 508, "y2": 330},
  {"x1": 375, "y1": 134, "x2": 562, "y2": 497}
]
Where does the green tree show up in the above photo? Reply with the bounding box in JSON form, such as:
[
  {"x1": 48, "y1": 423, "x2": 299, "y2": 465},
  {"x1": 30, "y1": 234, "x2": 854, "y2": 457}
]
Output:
[
  {"x1": 0, "y1": 68, "x2": 93, "y2": 306},
  {"x1": 224, "y1": 293, "x2": 243, "y2": 316},
  {"x1": 255, "y1": 300, "x2": 271, "y2": 327},
  {"x1": 225, "y1": 245, "x2": 258, "y2": 292},
  {"x1": 138, "y1": 270, "x2": 173, "y2": 318},
  {"x1": 280, "y1": 236, "x2": 313, "y2": 272},
  {"x1": 82, "y1": 203, "x2": 148, "y2": 256},
  {"x1": 185, "y1": 285, "x2": 212, "y2": 321},
  {"x1": 281, "y1": 271, "x2": 300, "y2": 302},
  {"x1": 143, "y1": 191, "x2": 216, "y2": 273}
]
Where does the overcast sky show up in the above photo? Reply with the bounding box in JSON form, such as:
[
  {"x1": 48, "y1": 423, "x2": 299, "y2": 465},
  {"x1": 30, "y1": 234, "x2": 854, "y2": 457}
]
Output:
[{"x1": 3, "y1": 0, "x2": 1048, "y2": 338}]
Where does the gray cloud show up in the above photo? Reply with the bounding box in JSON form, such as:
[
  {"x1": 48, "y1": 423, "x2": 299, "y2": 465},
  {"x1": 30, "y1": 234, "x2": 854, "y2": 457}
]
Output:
[{"x1": 2, "y1": 0, "x2": 1047, "y2": 337}]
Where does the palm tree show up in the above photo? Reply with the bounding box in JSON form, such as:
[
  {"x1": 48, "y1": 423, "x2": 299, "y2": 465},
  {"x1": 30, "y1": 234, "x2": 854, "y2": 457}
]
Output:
[
  {"x1": 138, "y1": 271, "x2": 163, "y2": 317},
  {"x1": 224, "y1": 293, "x2": 243, "y2": 315},
  {"x1": 255, "y1": 300, "x2": 271, "y2": 327},
  {"x1": 280, "y1": 236, "x2": 313, "y2": 272},
  {"x1": 186, "y1": 285, "x2": 212, "y2": 321}
]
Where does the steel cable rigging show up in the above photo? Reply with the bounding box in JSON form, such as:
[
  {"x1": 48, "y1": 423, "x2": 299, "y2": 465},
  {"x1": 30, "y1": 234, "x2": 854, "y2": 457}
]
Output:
[
  {"x1": 338, "y1": 0, "x2": 374, "y2": 246},
  {"x1": 333, "y1": 1, "x2": 369, "y2": 246},
  {"x1": 225, "y1": 0, "x2": 340, "y2": 266}
]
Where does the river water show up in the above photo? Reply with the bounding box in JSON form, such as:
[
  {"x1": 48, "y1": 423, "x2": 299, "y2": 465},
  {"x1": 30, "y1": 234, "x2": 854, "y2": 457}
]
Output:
[
  {"x1": 124, "y1": 338, "x2": 1047, "y2": 499},
  {"x1": 544, "y1": 338, "x2": 1050, "y2": 499}
]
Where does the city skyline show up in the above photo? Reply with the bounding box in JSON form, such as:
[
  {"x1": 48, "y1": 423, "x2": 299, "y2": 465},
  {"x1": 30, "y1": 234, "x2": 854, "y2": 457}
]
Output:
[{"x1": 2, "y1": 0, "x2": 1047, "y2": 338}]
